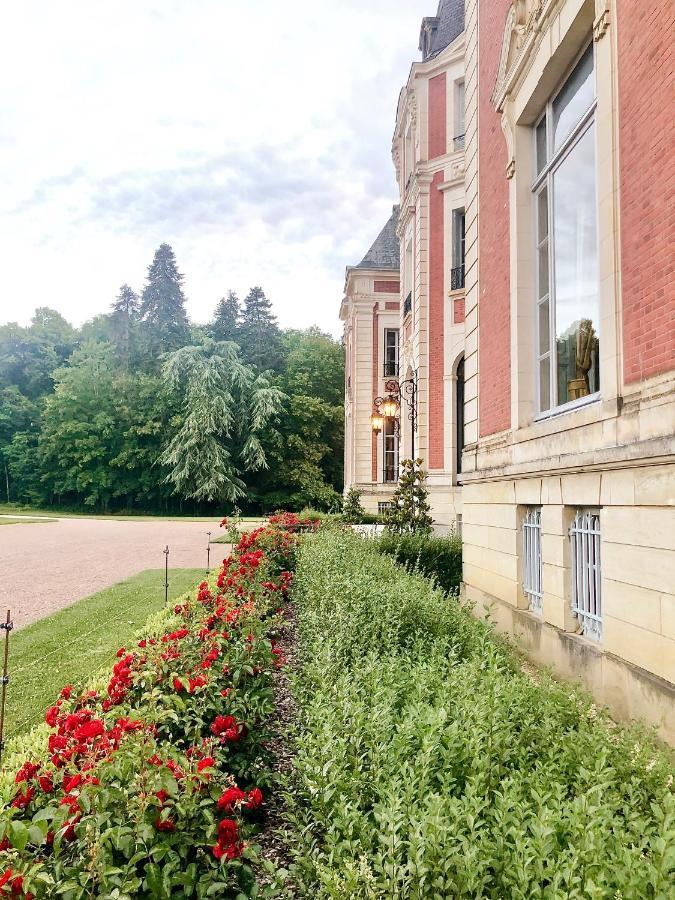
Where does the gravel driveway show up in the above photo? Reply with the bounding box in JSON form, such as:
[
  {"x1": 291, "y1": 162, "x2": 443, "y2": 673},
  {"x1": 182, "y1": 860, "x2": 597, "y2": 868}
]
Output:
[{"x1": 0, "y1": 517, "x2": 230, "y2": 629}]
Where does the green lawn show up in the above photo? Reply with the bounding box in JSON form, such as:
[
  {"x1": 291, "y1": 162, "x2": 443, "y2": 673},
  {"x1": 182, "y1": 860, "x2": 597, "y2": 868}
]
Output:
[
  {"x1": 5, "y1": 568, "x2": 204, "y2": 739},
  {"x1": 0, "y1": 505, "x2": 263, "y2": 523},
  {"x1": 0, "y1": 517, "x2": 55, "y2": 525}
]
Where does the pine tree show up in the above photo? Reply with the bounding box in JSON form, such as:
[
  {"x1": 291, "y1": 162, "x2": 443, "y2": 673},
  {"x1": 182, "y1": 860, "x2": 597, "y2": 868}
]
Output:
[
  {"x1": 110, "y1": 284, "x2": 140, "y2": 369},
  {"x1": 384, "y1": 458, "x2": 433, "y2": 534},
  {"x1": 342, "y1": 486, "x2": 367, "y2": 523},
  {"x1": 210, "y1": 290, "x2": 240, "y2": 343},
  {"x1": 139, "y1": 243, "x2": 190, "y2": 358},
  {"x1": 238, "y1": 286, "x2": 282, "y2": 371}
]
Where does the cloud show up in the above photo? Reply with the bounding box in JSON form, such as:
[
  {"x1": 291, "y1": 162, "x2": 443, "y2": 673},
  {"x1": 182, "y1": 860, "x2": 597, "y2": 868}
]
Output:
[{"x1": 0, "y1": 1, "x2": 431, "y2": 335}]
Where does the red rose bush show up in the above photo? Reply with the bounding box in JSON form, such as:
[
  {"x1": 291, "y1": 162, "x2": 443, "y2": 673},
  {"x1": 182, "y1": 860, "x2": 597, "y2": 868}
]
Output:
[{"x1": 0, "y1": 520, "x2": 302, "y2": 898}]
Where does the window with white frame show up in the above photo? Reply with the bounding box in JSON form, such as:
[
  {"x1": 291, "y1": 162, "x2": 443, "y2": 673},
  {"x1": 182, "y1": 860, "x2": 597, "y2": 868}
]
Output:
[
  {"x1": 384, "y1": 328, "x2": 399, "y2": 377},
  {"x1": 522, "y1": 507, "x2": 542, "y2": 613},
  {"x1": 382, "y1": 417, "x2": 398, "y2": 483},
  {"x1": 454, "y1": 80, "x2": 465, "y2": 150},
  {"x1": 451, "y1": 209, "x2": 465, "y2": 290},
  {"x1": 570, "y1": 509, "x2": 602, "y2": 641},
  {"x1": 533, "y1": 42, "x2": 600, "y2": 414},
  {"x1": 378, "y1": 501, "x2": 394, "y2": 515}
]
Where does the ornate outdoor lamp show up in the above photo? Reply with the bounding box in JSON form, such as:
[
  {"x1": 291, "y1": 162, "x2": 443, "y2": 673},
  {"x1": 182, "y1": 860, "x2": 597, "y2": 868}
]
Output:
[{"x1": 372, "y1": 377, "x2": 417, "y2": 456}]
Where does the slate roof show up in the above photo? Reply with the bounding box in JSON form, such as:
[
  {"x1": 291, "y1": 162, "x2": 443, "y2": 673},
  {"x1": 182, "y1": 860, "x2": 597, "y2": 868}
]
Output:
[
  {"x1": 420, "y1": 0, "x2": 464, "y2": 60},
  {"x1": 354, "y1": 205, "x2": 400, "y2": 270}
]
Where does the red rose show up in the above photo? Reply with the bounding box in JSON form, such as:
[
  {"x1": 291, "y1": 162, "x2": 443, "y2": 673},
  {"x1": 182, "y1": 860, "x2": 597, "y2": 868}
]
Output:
[
  {"x1": 216, "y1": 786, "x2": 245, "y2": 812},
  {"x1": 217, "y1": 818, "x2": 239, "y2": 844},
  {"x1": 155, "y1": 816, "x2": 175, "y2": 833},
  {"x1": 197, "y1": 756, "x2": 215, "y2": 774},
  {"x1": 246, "y1": 788, "x2": 263, "y2": 810}
]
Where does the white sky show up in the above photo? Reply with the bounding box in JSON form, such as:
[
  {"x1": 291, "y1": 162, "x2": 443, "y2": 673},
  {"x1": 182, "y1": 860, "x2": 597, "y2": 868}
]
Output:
[{"x1": 0, "y1": 0, "x2": 431, "y2": 337}]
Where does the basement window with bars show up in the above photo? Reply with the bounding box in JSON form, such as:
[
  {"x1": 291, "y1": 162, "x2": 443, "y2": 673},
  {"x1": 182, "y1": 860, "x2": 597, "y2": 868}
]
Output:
[
  {"x1": 522, "y1": 507, "x2": 543, "y2": 613},
  {"x1": 570, "y1": 509, "x2": 602, "y2": 641},
  {"x1": 378, "y1": 501, "x2": 394, "y2": 515}
]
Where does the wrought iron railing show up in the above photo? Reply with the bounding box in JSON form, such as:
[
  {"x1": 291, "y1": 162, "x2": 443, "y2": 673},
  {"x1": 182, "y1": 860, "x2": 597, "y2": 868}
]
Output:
[
  {"x1": 570, "y1": 510, "x2": 602, "y2": 641},
  {"x1": 522, "y1": 508, "x2": 543, "y2": 614},
  {"x1": 454, "y1": 133, "x2": 465, "y2": 151},
  {"x1": 403, "y1": 292, "x2": 412, "y2": 318},
  {"x1": 383, "y1": 361, "x2": 399, "y2": 377},
  {"x1": 451, "y1": 265, "x2": 465, "y2": 290}
]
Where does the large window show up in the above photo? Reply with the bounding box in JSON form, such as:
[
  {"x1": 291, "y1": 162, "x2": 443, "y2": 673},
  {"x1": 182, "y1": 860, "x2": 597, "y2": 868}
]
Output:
[
  {"x1": 384, "y1": 329, "x2": 399, "y2": 377},
  {"x1": 454, "y1": 80, "x2": 465, "y2": 150},
  {"x1": 451, "y1": 210, "x2": 465, "y2": 290},
  {"x1": 533, "y1": 43, "x2": 599, "y2": 414},
  {"x1": 383, "y1": 417, "x2": 398, "y2": 483}
]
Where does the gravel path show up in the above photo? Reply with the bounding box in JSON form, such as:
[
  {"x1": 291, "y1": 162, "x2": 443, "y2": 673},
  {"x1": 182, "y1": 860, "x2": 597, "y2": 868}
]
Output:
[{"x1": 0, "y1": 517, "x2": 231, "y2": 630}]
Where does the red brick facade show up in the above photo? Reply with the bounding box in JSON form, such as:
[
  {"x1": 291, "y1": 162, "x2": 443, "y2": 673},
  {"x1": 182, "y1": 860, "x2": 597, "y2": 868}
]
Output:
[
  {"x1": 453, "y1": 296, "x2": 465, "y2": 324},
  {"x1": 617, "y1": 0, "x2": 675, "y2": 385},
  {"x1": 429, "y1": 172, "x2": 445, "y2": 469},
  {"x1": 478, "y1": 0, "x2": 511, "y2": 437},
  {"x1": 374, "y1": 280, "x2": 401, "y2": 293},
  {"x1": 428, "y1": 73, "x2": 447, "y2": 159}
]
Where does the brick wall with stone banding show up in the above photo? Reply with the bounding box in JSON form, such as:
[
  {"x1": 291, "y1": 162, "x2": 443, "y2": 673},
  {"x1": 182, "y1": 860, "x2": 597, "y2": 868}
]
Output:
[
  {"x1": 478, "y1": 0, "x2": 511, "y2": 437},
  {"x1": 617, "y1": 0, "x2": 675, "y2": 384}
]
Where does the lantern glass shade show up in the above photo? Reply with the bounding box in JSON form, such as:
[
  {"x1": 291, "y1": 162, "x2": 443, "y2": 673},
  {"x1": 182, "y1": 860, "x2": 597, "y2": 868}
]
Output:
[
  {"x1": 371, "y1": 413, "x2": 383, "y2": 433},
  {"x1": 382, "y1": 397, "x2": 398, "y2": 418}
]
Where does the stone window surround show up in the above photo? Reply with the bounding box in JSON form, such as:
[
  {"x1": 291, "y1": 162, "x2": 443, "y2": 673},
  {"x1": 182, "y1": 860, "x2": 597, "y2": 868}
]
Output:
[{"x1": 493, "y1": 0, "x2": 621, "y2": 436}]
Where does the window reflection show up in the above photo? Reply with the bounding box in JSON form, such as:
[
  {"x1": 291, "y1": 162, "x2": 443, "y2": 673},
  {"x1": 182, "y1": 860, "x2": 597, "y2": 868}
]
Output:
[
  {"x1": 552, "y1": 44, "x2": 594, "y2": 151},
  {"x1": 552, "y1": 125, "x2": 599, "y2": 405}
]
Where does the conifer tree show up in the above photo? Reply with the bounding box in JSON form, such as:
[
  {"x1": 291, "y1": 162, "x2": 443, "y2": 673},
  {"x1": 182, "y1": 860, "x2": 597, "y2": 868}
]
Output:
[
  {"x1": 238, "y1": 286, "x2": 282, "y2": 371},
  {"x1": 210, "y1": 290, "x2": 240, "y2": 343},
  {"x1": 139, "y1": 243, "x2": 190, "y2": 357},
  {"x1": 384, "y1": 458, "x2": 433, "y2": 534},
  {"x1": 110, "y1": 284, "x2": 140, "y2": 369},
  {"x1": 342, "y1": 486, "x2": 367, "y2": 523}
]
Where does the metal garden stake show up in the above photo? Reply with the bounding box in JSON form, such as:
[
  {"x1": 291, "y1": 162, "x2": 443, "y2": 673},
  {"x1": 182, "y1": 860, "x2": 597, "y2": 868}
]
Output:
[
  {"x1": 164, "y1": 545, "x2": 170, "y2": 604},
  {"x1": 206, "y1": 532, "x2": 212, "y2": 574},
  {"x1": 0, "y1": 609, "x2": 13, "y2": 765}
]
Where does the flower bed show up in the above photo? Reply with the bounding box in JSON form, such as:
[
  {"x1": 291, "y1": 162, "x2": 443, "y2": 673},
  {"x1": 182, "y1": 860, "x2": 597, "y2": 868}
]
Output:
[
  {"x1": 287, "y1": 528, "x2": 674, "y2": 898},
  {"x1": 0, "y1": 520, "x2": 300, "y2": 898}
]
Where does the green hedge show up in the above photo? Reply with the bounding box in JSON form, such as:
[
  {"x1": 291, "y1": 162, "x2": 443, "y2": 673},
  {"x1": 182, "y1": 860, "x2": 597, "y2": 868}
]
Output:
[
  {"x1": 376, "y1": 530, "x2": 463, "y2": 593},
  {"x1": 287, "y1": 529, "x2": 674, "y2": 899}
]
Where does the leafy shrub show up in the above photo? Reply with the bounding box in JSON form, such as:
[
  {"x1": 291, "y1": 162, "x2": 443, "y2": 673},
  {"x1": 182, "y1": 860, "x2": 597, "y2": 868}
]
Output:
[
  {"x1": 0, "y1": 522, "x2": 299, "y2": 898},
  {"x1": 287, "y1": 529, "x2": 674, "y2": 899},
  {"x1": 376, "y1": 530, "x2": 462, "y2": 593}
]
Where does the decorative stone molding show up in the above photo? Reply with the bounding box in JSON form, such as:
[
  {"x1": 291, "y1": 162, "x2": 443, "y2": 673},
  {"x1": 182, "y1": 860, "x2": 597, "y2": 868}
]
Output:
[
  {"x1": 492, "y1": 1, "x2": 543, "y2": 107},
  {"x1": 408, "y1": 91, "x2": 418, "y2": 126},
  {"x1": 506, "y1": 158, "x2": 516, "y2": 179},
  {"x1": 593, "y1": 1, "x2": 610, "y2": 41},
  {"x1": 392, "y1": 144, "x2": 401, "y2": 183}
]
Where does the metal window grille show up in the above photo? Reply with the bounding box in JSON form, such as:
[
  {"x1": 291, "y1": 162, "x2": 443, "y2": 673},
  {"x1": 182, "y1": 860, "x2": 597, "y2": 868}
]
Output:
[
  {"x1": 378, "y1": 501, "x2": 394, "y2": 515},
  {"x1": 522, "y1": 508, "x2": 543, "y2": 613},
  {"x1": 570, "y1": 509, "x2": 602, "y2": 641}
]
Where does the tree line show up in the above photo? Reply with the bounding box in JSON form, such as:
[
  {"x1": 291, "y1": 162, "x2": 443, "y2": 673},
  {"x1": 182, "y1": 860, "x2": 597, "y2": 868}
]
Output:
[{"x1": 0, "y1": 243, "x2": 344, "y2": 513}]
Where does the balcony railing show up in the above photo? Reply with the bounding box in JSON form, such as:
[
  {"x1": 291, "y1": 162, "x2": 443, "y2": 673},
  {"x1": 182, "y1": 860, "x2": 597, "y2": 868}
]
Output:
[
  {"x1": 383, "y1": 361, "x2": 399, "y2": 377},
  {"x1": 450, "y1": 265, "x2": 465, "y2": 291},
  {"x1": 403, "y1": 291, "x2": 412, "y2": 318},
  {"x1": 453, "y1": 133, "x2": 465, "y2": 151}
]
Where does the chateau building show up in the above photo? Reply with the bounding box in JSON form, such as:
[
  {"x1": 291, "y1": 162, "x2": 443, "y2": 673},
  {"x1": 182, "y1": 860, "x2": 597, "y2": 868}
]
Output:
[
  {"x1": 341, "y1": 207, "x2": 402, "y2": 513},
  {"x1": 342, "y1": 0, "x2": 675, "y2": 741}
]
